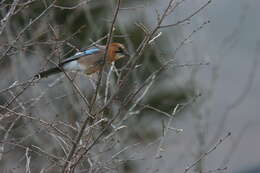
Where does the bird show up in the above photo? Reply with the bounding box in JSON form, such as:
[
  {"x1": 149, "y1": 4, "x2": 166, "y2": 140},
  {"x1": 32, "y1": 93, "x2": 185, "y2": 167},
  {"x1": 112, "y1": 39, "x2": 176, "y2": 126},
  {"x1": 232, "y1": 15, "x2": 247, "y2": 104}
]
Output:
[{"x1": 35, "y1": 42, "x2": 129, "y2": 78}]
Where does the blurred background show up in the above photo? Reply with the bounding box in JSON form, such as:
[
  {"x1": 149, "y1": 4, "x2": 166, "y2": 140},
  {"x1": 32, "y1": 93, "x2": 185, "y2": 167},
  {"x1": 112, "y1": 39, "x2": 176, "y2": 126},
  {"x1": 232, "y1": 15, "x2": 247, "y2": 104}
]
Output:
[{"x1": 0, "y1": 0, "x2": 260, "y2": 172}]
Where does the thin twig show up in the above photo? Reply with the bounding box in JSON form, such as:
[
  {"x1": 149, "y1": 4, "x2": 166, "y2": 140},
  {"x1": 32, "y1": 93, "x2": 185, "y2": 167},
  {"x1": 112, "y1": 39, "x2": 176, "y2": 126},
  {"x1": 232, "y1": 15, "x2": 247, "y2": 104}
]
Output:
[
  {"x1": 184, "y1": 132, "x2": 231, "y2": 173},
  {"x1": 61, "y1": 0, "x2": 122, "y2": 172},
  {"x1": 25, "y1": 147, "x2": 31, "y2": 173},
  {"x1": 0, "y1": 0, "x2": 57, "y2": 64},
  {"x1": 160, "y1": 0, "x2": 212, "y2": 29},
  {"x1": 0, "y1": 0, "x2": 20, "y2": 35}
]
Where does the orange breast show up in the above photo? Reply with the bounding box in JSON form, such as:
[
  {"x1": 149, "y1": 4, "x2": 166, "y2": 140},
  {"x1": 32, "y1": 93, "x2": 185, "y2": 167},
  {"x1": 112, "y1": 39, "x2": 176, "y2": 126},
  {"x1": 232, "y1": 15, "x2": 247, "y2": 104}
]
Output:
[{"x1": 107, "y1": 46, "x2": 117, "y2": 62}]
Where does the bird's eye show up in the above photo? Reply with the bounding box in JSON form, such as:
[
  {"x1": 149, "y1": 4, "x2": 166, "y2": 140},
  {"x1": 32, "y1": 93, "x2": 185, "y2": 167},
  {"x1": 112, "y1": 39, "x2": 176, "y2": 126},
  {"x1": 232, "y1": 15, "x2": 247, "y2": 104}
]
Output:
[{"x1": 115, "y1": 47, "x2": 124, "y2": 53}]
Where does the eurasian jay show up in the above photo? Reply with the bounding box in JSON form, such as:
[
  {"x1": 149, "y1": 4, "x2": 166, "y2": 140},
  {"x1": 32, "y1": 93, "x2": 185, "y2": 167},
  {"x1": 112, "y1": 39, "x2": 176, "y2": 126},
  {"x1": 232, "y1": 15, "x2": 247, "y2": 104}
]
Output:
[{"x1": 36, "y1": 43, "x2": 129, "y2": 78}]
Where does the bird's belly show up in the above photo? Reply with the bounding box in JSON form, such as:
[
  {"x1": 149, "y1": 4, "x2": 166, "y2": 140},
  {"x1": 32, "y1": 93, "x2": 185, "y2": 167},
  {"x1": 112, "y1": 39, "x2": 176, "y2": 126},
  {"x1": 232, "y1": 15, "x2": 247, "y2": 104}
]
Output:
[
  {"x1": 63, "y1": 61, "x2": 86, "y2": 71},
  {"x1": 85, "y1": 65, "x2": 102, "y2": 74}
]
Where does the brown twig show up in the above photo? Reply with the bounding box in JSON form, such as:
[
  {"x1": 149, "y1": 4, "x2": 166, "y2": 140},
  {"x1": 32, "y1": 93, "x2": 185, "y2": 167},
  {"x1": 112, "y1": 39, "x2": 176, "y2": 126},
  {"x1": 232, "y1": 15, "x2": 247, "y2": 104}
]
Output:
[
  {"x1": 61, "y1": 0, "x2": 122, "y2": 172},
  {"x1": 0, "y1": 0, "x2": 20, "y2": 35},
  {"x1": 159, "y1": 0, "x2": 212, "y2": 29},
  {"x1": 184, "y1": 132, "x2": 231, "y2": 173},
  {"x1": 0, "y1": 0, "x2": 57, "y2": 64}
]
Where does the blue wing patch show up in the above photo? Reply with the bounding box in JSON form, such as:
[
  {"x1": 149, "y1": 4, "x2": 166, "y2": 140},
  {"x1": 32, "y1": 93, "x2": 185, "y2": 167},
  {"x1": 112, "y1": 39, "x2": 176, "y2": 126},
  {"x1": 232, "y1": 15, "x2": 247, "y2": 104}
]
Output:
[
  {"x1": 84, "y1": 48, "x2": 100, "y2": 55},
  {"x1": 61, "y1": 48, "x2": 101, "y2": 65},
  {"x1": 75, "y1": 48, "x2": 100, "y2": 56}
]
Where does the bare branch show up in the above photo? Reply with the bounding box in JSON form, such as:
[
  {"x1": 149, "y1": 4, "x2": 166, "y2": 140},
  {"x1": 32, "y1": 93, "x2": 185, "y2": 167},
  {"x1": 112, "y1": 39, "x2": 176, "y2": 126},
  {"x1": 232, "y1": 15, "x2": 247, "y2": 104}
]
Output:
[
  {"x1": 184, "y1": 132, "x2": 231, "y2": 173},
  {"x1": 160, "y1": 0, "x2": 212, "y2": 29},
  {"x1": 61, "y1": 0, "x2": 122, "y2": 172},
  {"x1": 0, "y1": 0, "x2": 20, "y2": 35}
]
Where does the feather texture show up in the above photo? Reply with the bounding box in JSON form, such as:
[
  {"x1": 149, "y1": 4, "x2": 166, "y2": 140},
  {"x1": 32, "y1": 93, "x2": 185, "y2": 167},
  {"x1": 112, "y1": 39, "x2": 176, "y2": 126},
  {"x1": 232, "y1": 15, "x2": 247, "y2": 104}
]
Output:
[{"x1": 35, "y1": 43, "x2": 128, "y2": 78}]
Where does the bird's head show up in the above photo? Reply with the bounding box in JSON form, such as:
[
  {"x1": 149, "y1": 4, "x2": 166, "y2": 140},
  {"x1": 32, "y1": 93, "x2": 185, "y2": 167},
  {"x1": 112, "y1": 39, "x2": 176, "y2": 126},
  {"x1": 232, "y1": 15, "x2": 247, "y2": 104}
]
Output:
[{"x1": 108, "y1": 43, "x2": 130, "y2": 62}]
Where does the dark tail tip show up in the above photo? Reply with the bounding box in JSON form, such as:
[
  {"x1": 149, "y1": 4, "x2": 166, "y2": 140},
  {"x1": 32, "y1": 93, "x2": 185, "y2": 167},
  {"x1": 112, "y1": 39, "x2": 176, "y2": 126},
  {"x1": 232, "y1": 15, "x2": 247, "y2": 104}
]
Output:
[{"x1": 35, "y1": 67, "x2": 61, "y2": 79}]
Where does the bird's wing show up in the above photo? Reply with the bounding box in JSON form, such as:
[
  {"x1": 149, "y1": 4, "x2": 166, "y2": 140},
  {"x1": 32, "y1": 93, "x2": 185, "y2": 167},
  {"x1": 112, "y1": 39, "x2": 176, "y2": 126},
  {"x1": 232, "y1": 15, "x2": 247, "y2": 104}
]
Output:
[
  {"x1": 77, "y1": 51, "x2": 105, "y2": 68},
  {"x1": 61, "y1": 47, "x2": 104, "y2": 66}
]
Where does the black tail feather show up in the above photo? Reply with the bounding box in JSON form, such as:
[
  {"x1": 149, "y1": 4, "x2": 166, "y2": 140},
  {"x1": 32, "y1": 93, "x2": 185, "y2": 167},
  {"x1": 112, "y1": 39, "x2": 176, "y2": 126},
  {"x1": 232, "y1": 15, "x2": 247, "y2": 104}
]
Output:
[{"x1": 35, "y1": 67, "x2": 61, "y2": 78}]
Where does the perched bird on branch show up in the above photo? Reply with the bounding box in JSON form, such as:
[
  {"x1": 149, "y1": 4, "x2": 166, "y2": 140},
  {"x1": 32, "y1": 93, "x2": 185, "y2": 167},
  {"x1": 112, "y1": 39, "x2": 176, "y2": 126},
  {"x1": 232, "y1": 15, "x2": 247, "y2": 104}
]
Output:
[{"x1": 35, "y1": 43, "x2": 129, "y2": 78}]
